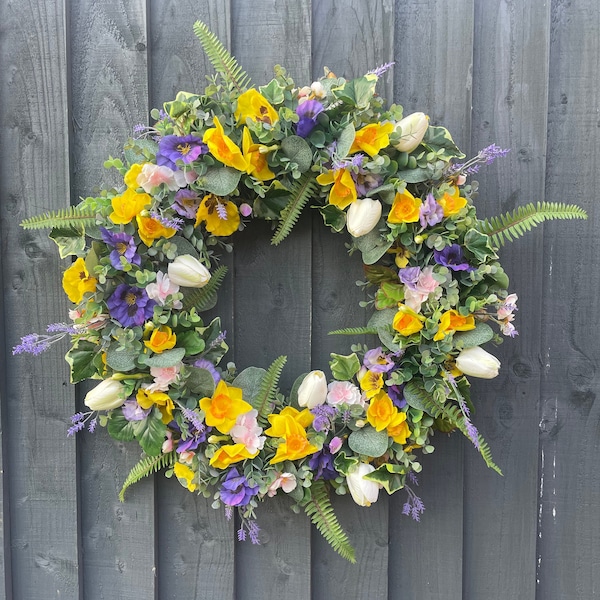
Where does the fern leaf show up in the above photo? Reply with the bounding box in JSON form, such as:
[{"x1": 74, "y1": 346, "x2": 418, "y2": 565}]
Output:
[
  {"x1": 193, "y1": 21, "x2": 250, "y2": 94},
  {"x1": 478, "y1": 202, "x2": 587, "y2": 247},
  {"x1": 329, "y1": 327, "x2": 380, "y2": 336},
  {"x1": 253, "y1": 356, "x2": 287, "y2": 421},
  {"x1": 119, "y1": 451, "x2": 177, "y2": 501},
  {"x1": 181, "y1": 265, "x2": 228, "y2": 312},
  {"x1": 271, "y1": 174, "x2": 318, "y2": 245},
  {"x1": 301, "y1": 480, "x2": 356, "y2": 563},
  {"x1": 20, "y1": 207, "x2": 97, "y2": 230}
]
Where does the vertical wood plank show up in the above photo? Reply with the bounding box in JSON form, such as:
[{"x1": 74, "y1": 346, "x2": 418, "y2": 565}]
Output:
[
  {"x1": 537, "y1": 1, "x2": 600, "y2": 598},
  {"x1": 310, "y1": 1, "x2": 394, "y2": 596},
  {"x1": 0, "y1": 1, "x2": 79, "y2": 598},
  {"x1": 464, "y1": 2, "x2": 551, "y2": 599},
  {"x1": 390, "y1": 2, "x2": 473, "y2": 598},
  {"x1": 68, "y1": 2, "x2": 157, "y2": 597},
  {"x1": 230, "y1": 1, "x2": 313, "y2": 598},
  {"x1": 0, "y1": 288, "x2": 6, "y2": 600},
  {"x1": 148, "y1": 2, "x2": 235, "y2": 598}
]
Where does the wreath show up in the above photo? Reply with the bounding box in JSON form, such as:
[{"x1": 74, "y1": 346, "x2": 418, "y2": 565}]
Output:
[{"x1": 16, "y1": 22, "x2": 586, "y2": 561}]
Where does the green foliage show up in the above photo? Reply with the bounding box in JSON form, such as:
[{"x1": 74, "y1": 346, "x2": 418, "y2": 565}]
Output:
[
  {"x1": 348, "y1": 426, "x2": 389, "y2": 458},
  {"x1": 119, "y1": 451, "x2": 177, "y2": 501},
  {"x1": 193, "y1": 20, "x2": 250, "y2": 94},
  {"x1": 253, "y1": 356, "x2": 287, "y2": 421},
  {"x1": 182, "y1": 265, "x2": 228, "y2": 312},
  {"x1": 328, "y1": 326, "x2": 380, "y2": 336},
  {"x1": 477, "y1": 202, "x2": 587, "y2": 247},
  {"x1": 301, "y1": 480, "x2": 356, "y2": 563},
  {"x1": 20, "y1": 206, "x2": 97, "y2": 230},
  {"x1": 329, "y1": 352, "x2": 361, "y2": 380}
]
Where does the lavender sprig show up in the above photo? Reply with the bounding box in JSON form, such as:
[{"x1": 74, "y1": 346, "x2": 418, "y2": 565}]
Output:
[
  {"x1": 366, "y1": 61, "x2": 395, "y2": 78},
  {"x1": 149, "y1": 210, "x2": 184, "y2": 231},
  {"x1": 448, "y1": 143, "x2": 510, "y2": 177},
  {"x1": 13, "y1": 323, "x2": 77, "y2": 356},
  {"x1": 67, "y1": 410, "x2": 97, "y2": 437},
  {"x1": 402, "y1": 483, "x2": 426, "y2": 522}
]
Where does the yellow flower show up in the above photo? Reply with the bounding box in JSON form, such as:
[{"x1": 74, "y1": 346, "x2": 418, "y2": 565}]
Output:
[
  {"x1": 359, "y1": 370, "x2": 384, "y2": 399},
  {"x1": 203, "y1": 115, "x2": 249, "y2": 171},
  {"x1": 199, "y1": 380, "x2": 252, "y2": 434},
  {"x1": 350, "y1": 122, "x2": 394, "y2": 157},
  {"x1": 234, "y1": 89, "x2": 279, "y2": 126},
  {"x1": 136, "y1": 388, "x2": 174, "y2": 424},
  {"x1": 62, "y1": 257, "x2": 97, "y2": 303},
  {"x1": 438, "y1": 186, "x2": 467, "y2": 216},
  {"x1": 433, "y1": 309, "x2": 476, "y2": 341},
  {"x1": 109, "y1": 188, "x2": 150, "y2": 224},
  {"x1": 194, "y1": 194, "x2": 241, "y2": 237},
  {"x1": 316, "y1": 168, "x2": 357, "y2": 210},
  {"x1": 242, "y1": 127, "x2": 275, "y2": 180},
  {"x1": 136, "y1": 215, "x2": 177, "y2": 247},
  {"x1": 265, "y1": 407, "x2": 314, "y2": 437},
  {"x1": 393, "y1": 304, "x2": 426, "y2": 336},
  {"x1": 265, "y1": 407, "x2": 317, "y2": 464},
  {"x1": 124, "y1": 163, "x2": 144, "y2": 189},
  {"x1": 366, "y1": 390, "x2": 397, "y2": 431},
  {"x1": 173, "y1": 462, "x2": 197, "y2": 492},
  {"x1": 143, "y1": 325, "x2": 176, "y2": 353},
  {"x1": 387, "y1": 189, "x2": 422, "y2": 224},
  {"x1": 210, "y1": 443, "x2": 257, "y2": 469},
  {"x1": 388, "y1": 412, "x2": 411, "y2": 444}
]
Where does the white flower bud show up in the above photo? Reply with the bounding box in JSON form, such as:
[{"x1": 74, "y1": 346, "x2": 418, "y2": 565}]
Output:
[
  {"x1": 346, "y1": 463, "x2": 382, "y2": 507},
  {"x1": 393, "y1": 112, "x2": 429, "y2": 152},
  {"x1": 346, "y1": 198, "x2": 382, "y2": 237},
  {"x1": 167, "y1": 255, "x2": 211, "y2": 288},
  {"x1": 84, "y1": 378, "x2": 126, "y2": 411},
  {"x1": 456, "y1": 346, "x2": 501, "y2": 379},
  {"x1": 297, "y1": 370, "x2": 328, "y2": 409}
]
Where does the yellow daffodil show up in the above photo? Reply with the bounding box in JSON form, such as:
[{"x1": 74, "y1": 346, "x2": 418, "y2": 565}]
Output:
[
  {"x1": 109, "y1": 188, "x2": 151, "y2": 224},
  {"x1": 143, "y1": 325, "x2": 176, "y2": 354},
  {"x1": 316, "y1": 168, "x2": 357, "y2": 210},
  {"x1": 62, "y1": 257, "x2": 97, "y2": 303},
  {"x1": 350, "y1": 122, "x2": 394, "y2": 157},
  {"x1": 200, "y1": 380, "x2": 252, "y2": 434},
  {"x1": 136, "y1": 215, "x2": 177, "y2": 247},
  {"x1": 359, "y1": 370, "x2": 384, "y2": 399},
  {"x1": 393, "y1": 303, "x2": 426, "y2": 336},
  {"x1": 438, "y1": 186, "x2": 467, "y2": 216},
  {"x1": 388, "y1": 412, "x2": 411, "y2": 445},
  {"x1": 433, "y1": 309, "x2": 475, "y2": 341},
  {"x1": 209, "y1": 443, "x2": 257, "y2": 469},
  {"x1": 242, "y1": 127, "x2": 275, "y2": 180},
  {"x1": 173, "y1": 462, "x2": 197, "y2": 492},
  {"x1": 136, "y1": 388, "x2": 174, "y2": 424},
  {"x1": 266, "y1": 407, "x2": 317, "y2": 464},
  {"x1": 367, "y1": 390, "x2": 398, "y2": 431},
  {"x1": 266, "y1": 407, "x2": 314, "y2": 437},
  {"x1": 387, "y1": 189, "x2": 422, "y2": 224},
  {"x1": 194, "y1": 194, "x2": 241, "y2": 237},
  {"x1": 124, "y1": 163, "x2": 144, "y2": 189},
  {"x1": 203, "y1": 116, "x2": 249, "y2": 171},
  {"x1": 234, "y1": 89, "x2": 279, "y2": 126}
]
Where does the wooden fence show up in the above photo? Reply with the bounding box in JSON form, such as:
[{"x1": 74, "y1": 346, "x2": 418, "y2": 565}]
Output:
[{"x1": 1, "y1": 1, "x2": 598, "y2": 598}]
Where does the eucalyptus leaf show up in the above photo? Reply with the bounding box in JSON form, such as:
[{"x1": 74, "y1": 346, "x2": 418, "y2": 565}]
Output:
[
  {"x1": 197, "y1": 167, "x2": 242, "y2": 195},
  {"x1": 396, "y1": 168, "x2": 431, "y2": 183},
  {"x1": 232, "y1": 367, "x2": 267, "y2": 405},
  {"x1": 105, "y1": 345, "x2": 138, "y2": 372},
  {"x1": 144, "y1": 347, "x2": 186, "y2": 367},
  {"x1": 281, "y1": 135, "x2": 313, "y2": 172},
  {"x1": 168, "y1": 236, "x2": 199, "y2": 258},
  {"x1": 367, "y1": 308, "x2": 401, "y2": 352},
  {"x1": 354, "y1": 228, "x2": 393, "y2": 265},
  {"x1": 185, "y1": 367, "x2": 215, "y2": 397},
  {"x1": 454, "y1": 322, "x2": 495, "y2": 349},
  {"x1": 348, "y1": 426, "x2": 389, "y2": 458},
  {"x1": 335, "y1": 123, "x2": 355, "y2": 158}
]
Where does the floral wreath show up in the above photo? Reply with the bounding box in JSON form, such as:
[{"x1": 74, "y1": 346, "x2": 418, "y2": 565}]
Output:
[{"x1": 16, "y1": 22, "x2": 586, "y2": 561}]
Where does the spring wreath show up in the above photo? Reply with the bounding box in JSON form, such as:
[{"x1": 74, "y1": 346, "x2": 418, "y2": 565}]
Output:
[{"x1": 16, "y1": 22, "x2": 586, "y2": 561}]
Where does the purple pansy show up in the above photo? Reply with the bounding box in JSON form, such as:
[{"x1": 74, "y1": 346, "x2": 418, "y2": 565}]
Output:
[
  {"x1": 156, "y1": 134, "x2": 207, "y2": 170},
  {"x1": 101, "y1": 227, "x2": 141, "y2": 270},
  {"x1": 419, "y1": 193, "x2": 444, "y2": 227},
  {"x1": 122, "y1": 399, "x2": 151, "y2": 421},
  {"x1": 433, "y1": 244, "x2": 474, "y2": 272},
  {"x1": 310, "y1": 404, "x2": 338, "y2": 433},
  {"x1": 398, "y1": 266, "x2": 421, "y2": 289},
  {"x1": 172, "y1": 189, "x2": 201, "y2": 219},
  {"x1": 106, "y1": 284, "x2": 156, "y2": 328},
  {"x1": 194, "y1": 358, "x2": 221, "y2": 384},
  {"x1": 220, "y1": 468, "x2": 259, "y2": 507},
  {"x1": 363, "y1": 347, "x2": 395, "y2": 373},
  {"x1": 295, "y1": 99, "x2": 324, "y2": 138},
  {"x1": 387, "y1": 384, "x2": 407, "y2": 409},
  {"x1": 308, "y1": 448, "x2": 338, "y2": 480}
]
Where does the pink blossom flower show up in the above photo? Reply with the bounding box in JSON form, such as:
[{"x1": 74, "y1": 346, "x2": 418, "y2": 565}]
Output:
[
  {"x1": 145, "y1": 271, "x2": 182, "y2": 309},
  {"x1": 497, "y1": 293, "x2": 518, "y2": 320},
  {"x1": 230, "y1": 409, "x2": 265, "y2": 454},
  {"x1": 326, "y1": 380, "x2": 363, "y2": 406},
  {"x1": 137, "y1": 163, "x2": 179, "y2": 193},
  {"x1": 179, "y1": 450, "x2": 195, "y2": 464},
  {"x1": 146, "y1": 364, "x2": 181, "y2": 392},
  {"x1": 267, "y1": 473, "x2": 297, "y2": 497},
  {"x1": 162, "y1": 430, "x2": 174, "y2": 453},
  {"x1": 404, "y1": 266, "x2": 441, "y2": 312},
  {"x1": 173, "y1": 169, "x2": 198, "y2": 188},
  {"x1": 329, "y1": 436, "x2": 343, "y2": 454}
]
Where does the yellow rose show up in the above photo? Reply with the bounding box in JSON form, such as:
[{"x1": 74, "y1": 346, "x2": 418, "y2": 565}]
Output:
[
  {"x1": 144, "y1": 326, "x2": 176, "y2": 353},
  {"x1": 393, "y1": 304, "x2": 426, "y2": 336}
]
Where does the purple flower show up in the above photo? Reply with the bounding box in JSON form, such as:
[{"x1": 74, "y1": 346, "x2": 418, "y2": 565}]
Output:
[
  {"x1": 295, "y1": 99, "x2": 324, "y2": 138},
  {"x1": 310, "y1": 404, "x2": 338, "y2": 433},
  {"x1": 308, "y1": 448, "x2": 338, "y2": 480},
  {"x1": 194, "y1": 358, "x2": 221, "y2": 384},
  {"x1": 122, "y1": 399, "x2": 151, "y2": 421},
  {"x1": 367, "y1": 61, "x2": 395, "y2": 78},
  {"x1": 156, "y1": 134, "x2": 207, "y2": 170},
  {"x1": 387, "y1": 384, "x2": 407, "y2": 409},
  {"x1": 433, "y1": 244, "x2": 473, "y2": 272},
  {"x1": 106, "y1": 284, "x2": 155, "y2": 328},
  {"x1": 100, "y1": 228, "x2": 141, "y2": 270},
  {"x1": 220, "y1": 468, "x2": 259, "y2": 507},
  {"x1": 419, "y1": 193, "x2": 444, "y2": 227},
  {"x1": 398, "y1": 266, "x2": 421, "y2": 289},
  {"x1": 363, "y1": 347, "x2": 395, "y2": 373},
  {"x1": 352, "y1": 166, "x2": 383, "y2": 197},
  {"x1": 173, "y1": 189, "x2": 201, "y2": 219}
]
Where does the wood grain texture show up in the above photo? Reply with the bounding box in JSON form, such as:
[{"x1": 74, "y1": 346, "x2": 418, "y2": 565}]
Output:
[
  {"x1": 537, "y1": 1, "x2": 600, "y2": 598},
  {"x1": 463, "y1": 2, "x2": 551, "y2": 598},
  {"x1": 0, "y1": 1, "x2": 79, "y2": 598},
  {"x1": 68, "y1": 2, "x2": 157, "y2": 598}
]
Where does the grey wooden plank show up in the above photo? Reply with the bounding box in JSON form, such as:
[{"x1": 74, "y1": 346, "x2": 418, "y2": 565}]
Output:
[
  {"x1": 0, "y1": 264, "x2": 7, "y2": 600},
  {"x1": 463, "y1": 2, "x2": 551, "y2": 599},
  {"x1": 0, "y1": 1, "x2": 79, "y2": 598},
  {"x1": 68, "y1": 2, "x2": 157, "y2": 597},
  {"x1": 148, "y1": 2, "x2": 236, "y2": 597},
  {"x1": 389, "y1": 2, "x2": 473, "y2": 597},
  {"x1": 537, "y1": 1, "x2": 600, "y2": 598},
  {"x1": 230, "y1": 1, "x2": 313, "y2": 596},
  {"x1": 310, "y1": 1, "x2": 394, "y2": 596}
]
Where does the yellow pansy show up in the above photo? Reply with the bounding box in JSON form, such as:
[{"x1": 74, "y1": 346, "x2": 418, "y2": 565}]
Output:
[
  {"x1": 200, "y1": 380, "x2": 252, "y2": 434},
  {"x1": 110, "y1": 188, "x2": 151, "y2": 224},
  {"x1": 433, "y1": 309, "x2": 475, "y2": 341},
  {"x1": 242, "y1": 127, "x2": 275, "y2": 180},
  {"x1": 316, "y1": 168, "x2": 357, "y2": 210},
  {"x1": 234, "y1": 89, "x2": 279, "y2": 125},
  {"x1": 366, "y1": 390, "x2": 398, "y2": 431},
  {"x1": 173, "y1": 462, "x2": 197, "y2": 492},
  {"x1": 62, "y1": 257, "x2": 97, "y2": 303},
  {"x1": 136, "y1": 215, "x2": 177, "y2": 247},
  {"x1": 143, "y1": 325, "x2": 176, "y2": 354},
  {"x1": 350, "y1": 122, "x2": 394, "y2": 157},
  {"x1": 393, "y1": 304, "x2": 426, "y2": 336},
  {"x1": 387, "y1": 189, "x2": 422, "y2": 224},
  {"x1": 136, "y1": 388, "x2": 174, "y2": 424},
  {"x1": 203, "y1": 116, "x2": 249, "y2": 171},
  {"x1": 194, "y1": 194, "x2": 241, "y2": 237},
  {"x1": 209, "y1": 443, "x2": 257, "y2": 469},
  {"x1": 124, "y1": 163, "x2": 144, "y2": 189},
  {"x1": 438, "y1": 186, "x2": 467, "y2": 216},
  {"x1": 359, "y1": 370, "x2": 384, "y2": 399}
]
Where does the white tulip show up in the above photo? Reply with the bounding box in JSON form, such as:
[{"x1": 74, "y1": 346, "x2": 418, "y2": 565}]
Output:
[
  {"x1": 167, "y1": 255, "x2": 211, "y2": 288},
  {"x1": 456, "y1": 346, "x2": 501, "y2": 379},
  {"x1": 393, "y1": 112, "x2": 429, "y2": 152},
  {"x1": 346, "y1": 198, "x2": 382, "y2": 237},
  {"x1": 84, "y1": 378, "x2": 126, "y2": 411},
  {"x1": 297, "y1": 370, "x2": 328, "y2": 409},
  {"x1": 346, "y1": 463, "x2": 382, "y2": 507}
]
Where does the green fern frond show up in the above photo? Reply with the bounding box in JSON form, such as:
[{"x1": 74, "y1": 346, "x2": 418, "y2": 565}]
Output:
[
  {"x1": 329, "y1": 327, "x2": 380, "y2": 336},
  {"x1": 271, "y1": 174, "x2": 318, "y2": 245},
  {"x1": 253, "y1": 356, "x2": 287, "y2": 421},
  {"x1": 182, "y1": 265, "x2": 228, "y2": 311},
  {"x1": 477, "y1": 202, "x2": 587, "y2": 247},
  {"x1": 301, "y1": 480, "x2": 356, "y2": 563},
  {"x1": 193, "y1": 21, "x2": 250, "y2": 94},
  {"x1": 119, "y1": 451, "x2": 177, "y2": 501},
  {"x1": 20, "y1": 206, "x2": 97, "y2": 230}
]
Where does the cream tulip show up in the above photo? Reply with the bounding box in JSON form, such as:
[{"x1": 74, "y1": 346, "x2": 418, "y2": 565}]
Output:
[
  {"x1": 346, "y1": 463, "x2": 382, "y2": 507},
  {"x1": 297, "y1": 370, "x2": 328, "y2": 409},
  {"x1": 84, "y1": 378, "x2": 127, "y2": 411},
  {"x1": 456, "y1": 346, "x2": 501, "y2": 379},
  {"x1": 346, "y1": 198, "x2": 382, "y2": 237},
  {"x1": 393, "y1": 112, "x2": 429, "y2": 152},
  {"x1": 167, "y1": 255, "x2": 211, "y2": 288}
]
